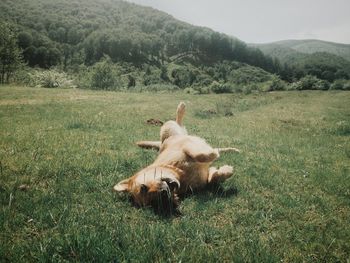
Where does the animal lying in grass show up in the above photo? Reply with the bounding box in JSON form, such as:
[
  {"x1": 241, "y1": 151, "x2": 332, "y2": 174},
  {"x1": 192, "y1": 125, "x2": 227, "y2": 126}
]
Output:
[{"x1": 113, "y1": 102, "x2": 239, "y2": 213}]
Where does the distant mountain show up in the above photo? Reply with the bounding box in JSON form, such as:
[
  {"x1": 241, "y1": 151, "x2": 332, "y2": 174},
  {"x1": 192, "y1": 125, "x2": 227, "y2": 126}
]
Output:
[
  {"x1": 250, "y1": 40, "x2": 350, "y2": 82},
  {"x1": 252, "y1": 39, "x2": 350, "y2": 62},
  {"x1": 249, "y1": 43, "x2": 304, "y2": 65},
  {"x1": 272, "y1": 39, "x2": 350, "y2": 61}
]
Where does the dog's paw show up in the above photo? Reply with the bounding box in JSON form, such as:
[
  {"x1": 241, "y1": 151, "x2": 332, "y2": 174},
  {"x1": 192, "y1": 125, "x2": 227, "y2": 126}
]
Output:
[
  {"x1": 219, "y1": 165, "x2": 234, "y2": 177},
  {"x1": 177, "y1": 102, "x2": 186, "y2": 114}
]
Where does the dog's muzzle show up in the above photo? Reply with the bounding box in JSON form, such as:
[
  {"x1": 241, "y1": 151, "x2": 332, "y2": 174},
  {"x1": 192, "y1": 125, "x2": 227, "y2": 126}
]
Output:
[{"x1": 161, "y1": 178, "x2": 180, "y2": 192}]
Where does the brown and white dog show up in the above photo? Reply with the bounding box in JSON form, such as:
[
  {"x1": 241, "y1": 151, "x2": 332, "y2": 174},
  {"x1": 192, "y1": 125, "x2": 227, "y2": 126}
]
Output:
[{"x1": 113, "y1": 102, "x2": 239, "y2": 212}]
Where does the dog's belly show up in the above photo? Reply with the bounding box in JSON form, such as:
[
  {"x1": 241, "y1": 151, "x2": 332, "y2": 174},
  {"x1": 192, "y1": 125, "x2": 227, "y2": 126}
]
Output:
[
  {"x1": 153, "y1": 139, "x2": 213, "y2": 194},
  {"x1": 154, "y1": 156, "x2": 210, "y2": 194},
  {"x1": 176, "y1": 161, "x2": 210, "y2": 194}
]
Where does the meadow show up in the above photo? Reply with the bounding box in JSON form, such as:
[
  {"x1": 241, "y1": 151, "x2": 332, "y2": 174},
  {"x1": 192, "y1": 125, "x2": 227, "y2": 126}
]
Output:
[{"x1": 0, "y1": 86, "x2": 349, "y2": 262}]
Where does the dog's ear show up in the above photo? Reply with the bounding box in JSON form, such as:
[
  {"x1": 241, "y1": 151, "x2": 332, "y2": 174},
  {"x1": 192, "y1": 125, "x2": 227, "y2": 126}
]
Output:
[{"x1": 113, "y1": 178, "x2": 130, "y2": 192}]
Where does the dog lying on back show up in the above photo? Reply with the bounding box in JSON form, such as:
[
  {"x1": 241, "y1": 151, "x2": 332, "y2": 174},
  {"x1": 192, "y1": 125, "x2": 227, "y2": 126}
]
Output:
[{"x1": 113, "y1": 102, "x2": 239, "y2": 212}]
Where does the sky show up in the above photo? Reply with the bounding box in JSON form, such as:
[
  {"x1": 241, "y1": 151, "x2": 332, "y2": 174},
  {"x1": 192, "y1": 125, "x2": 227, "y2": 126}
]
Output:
[{"x1": 125, "y1": 0, "x2": 350, "y2": 44}]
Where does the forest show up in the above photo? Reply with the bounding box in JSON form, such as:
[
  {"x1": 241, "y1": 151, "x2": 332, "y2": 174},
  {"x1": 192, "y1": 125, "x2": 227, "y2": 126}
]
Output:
[{"x1": 1, "y1": 0, "x2": 350, "y2": 92}]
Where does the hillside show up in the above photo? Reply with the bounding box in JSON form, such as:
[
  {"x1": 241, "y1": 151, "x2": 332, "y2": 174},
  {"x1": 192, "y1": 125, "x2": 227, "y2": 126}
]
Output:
[
  {"x1": 250, "y1": 43, "x2": 305, "y2": 65},
  {"x1": 251, "y1": 40, "x2": 350, "y2": 82},
  {"x1": 272, "y1": 39, "x2": 350, "y2": 61},
  {"x1": 0, "y1": 0, "x2": 275, "y2": 71},
  {"x1": 252, "y1": 39, "x2": 350, "y2": 62}
]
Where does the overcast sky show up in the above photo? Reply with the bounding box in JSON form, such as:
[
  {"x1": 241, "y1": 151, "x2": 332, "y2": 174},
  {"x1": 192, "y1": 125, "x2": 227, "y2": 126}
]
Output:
[{"x1": 125, "y1": 0, "x2": 350, "y2": 44}]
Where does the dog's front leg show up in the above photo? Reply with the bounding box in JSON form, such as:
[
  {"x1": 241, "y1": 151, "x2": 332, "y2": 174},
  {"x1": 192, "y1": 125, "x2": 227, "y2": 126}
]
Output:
[
  {"x1": 208, "y1": 165, "x2": 234, "y2": 184},
  {"x1": 136, "y1": 141, "x2": 161, "y2": 150}
]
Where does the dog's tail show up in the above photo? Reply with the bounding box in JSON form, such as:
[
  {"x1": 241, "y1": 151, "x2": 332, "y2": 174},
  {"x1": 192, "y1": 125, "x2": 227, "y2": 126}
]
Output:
[{"x1": 176, "y1": 102, "x2": 186, "y2": 126}]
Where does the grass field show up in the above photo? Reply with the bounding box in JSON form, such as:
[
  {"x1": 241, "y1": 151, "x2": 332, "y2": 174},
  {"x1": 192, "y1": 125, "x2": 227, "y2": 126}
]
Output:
[{"x1": 1, "y1": 86, "x2": 349, "y2": 262}]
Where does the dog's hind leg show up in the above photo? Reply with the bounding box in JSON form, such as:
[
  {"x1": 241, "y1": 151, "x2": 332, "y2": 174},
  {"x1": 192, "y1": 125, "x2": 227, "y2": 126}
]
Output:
[
  {"x1": 138, "y1": 102, "x2": 187, "y2": 149},
  {"x1": 160, "y1": 102, "x2": 187, "y2": 143},
  {"x1": 183, "y1": 137, "x2": 219, "y2": 163},
  {"x1": 208, "y1": 165, "x2": 234, "y2": 184},
  {"x1": 176, "y1": 102, "x2": 186, "y2": 126}
]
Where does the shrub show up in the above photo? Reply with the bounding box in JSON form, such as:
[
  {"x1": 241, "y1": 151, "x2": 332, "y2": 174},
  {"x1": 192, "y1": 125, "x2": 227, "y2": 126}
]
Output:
[
  {"x1": 145, "y1": 84, "x2": 179, "y2": 92},
  {"x1": 313, "y1": 79, "x2": 330, "y2": 90},
  {"x1": 142, "y1": 65, "x2": 163, "y2": 86},
  {"x1": 130, "y1": 84, "x2": 179, "y2": 92},
  {"x1": 210, "y1": 82, "x2": 233, "y2": 94},
  {"x1": 192, "y1": 86, "x2": 211, "y2": 94},
  {"x1": 291, "y1": 75, "x2": 329, "y2": 91},
  {"x1": 28, "y1": 69, "x2": 74, "y2": 88},
  {"x1": 168, "y1": 64, "x2": 196, "y2": 88},
  {"x1": 184, "y1": 87, "x2": 199, "y2": 95},
  {"x1": 228, "y1": 66, "x2": 272, "y2": 84},
  {"x1": 195, "y1": 75, "x2": 213, "y2": 87},
  {"x1": 343, "y1": 81, "x2": 350, "y2": 91},
  {"x1": 268, "y1": 76, "x2": 287, "y2": 91},
  {"x1": 90, "y1": 57, "x2": 120, "y2": 90},
  {"x1": 13, "y1": 67, "x2": 33, "y2": 85},
  {"x1": 330, "y1": 79, "x2": 350, "y2": 90},
  {"x1": 242, "y1": 84, "x2": 256, "y2": 94}
]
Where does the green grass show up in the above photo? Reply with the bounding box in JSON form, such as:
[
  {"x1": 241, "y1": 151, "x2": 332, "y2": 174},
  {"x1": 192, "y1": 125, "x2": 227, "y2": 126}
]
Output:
[{"x1": 1, "y1": 86, "x2": 349, "y2": 262}]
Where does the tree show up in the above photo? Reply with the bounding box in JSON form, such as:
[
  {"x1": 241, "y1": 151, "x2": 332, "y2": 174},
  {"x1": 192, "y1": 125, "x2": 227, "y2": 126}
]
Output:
[
  {"x1": 0, "y1": 22, "x2": 23, "y2": 84},
  {"x1": 47, "y1": 47, "x2": 61, "y2": 67},
  {"x1": 23, "y1": 46, "x2": 37, "y2": 66},
  {"x1": 35, "y1": 46, "x2": 48, "y2": 68},
  {"x1": 18, "y1": 31, "x2": 33, "y2": 49},
  {"x1": 90, "y1": 56, "x2": 119, "y2": 90}
]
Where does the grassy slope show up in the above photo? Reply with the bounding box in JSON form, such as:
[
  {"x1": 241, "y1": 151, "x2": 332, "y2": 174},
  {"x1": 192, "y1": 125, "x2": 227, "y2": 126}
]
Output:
[{"x1": 0, "y1": 86, "x2": 349, "y2": 262}]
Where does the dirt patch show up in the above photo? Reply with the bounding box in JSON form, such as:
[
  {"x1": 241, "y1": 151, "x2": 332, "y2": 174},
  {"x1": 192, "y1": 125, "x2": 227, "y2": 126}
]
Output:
[{"x1": 146, "y1": 118, "x2": 163, "y2": 126}]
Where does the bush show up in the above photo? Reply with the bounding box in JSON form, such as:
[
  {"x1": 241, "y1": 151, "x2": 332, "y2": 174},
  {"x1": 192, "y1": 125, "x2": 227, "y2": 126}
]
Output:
[
  {"x1": 210, "y1": 82, "x2": 233, "y2": 94},
  {"x1": 268, "y1": 76, "x2": 287, "y2": 91},
  {"x1": 314, "y1": 79, "x2": 330, "y2": 90},
  {"x1": 343, "y1": 81, "x2": 350, "y2": 91},
  {"x1": 242, "y1": 84, "x2": 255, "y2": 94},
  {"x1": 192, "y1": 86, "x2": 211, "y2": 94},
  {"x1": 28, "y1": 69, "x2": 74, "y2": 88},
  {"x1": 130, "y1": 84, "x2": 179, "y2": 92},
  {"x1": 291, "y1": 75, "x2": 329, "y2": 91},
  {"x1": 168, "y1": 64, "x2": 196, "y2": 88},
  {"x1": 330, "y1": 79, "x2": 350, "y2": 90},
  {"x1": 184, "y1": 87, "x2": 199, "y2": 95},
  {"x1": 195, "y1": 75, "x2": 213, "y2": 87},
  {"x1": 145, "y1": 84, "x2": 179, "y2": 92},
  {"x1": 228, "y1": 66, "x2": 272, "y2": 84},
  {"x1": 90, "y1": 57, "x2": 120, "y2": 90},
  {"x1": 13, "y1": 67, "x2": 33, "y2": 85},
  {"x1": 142, "y1": 66, "x2": 167, "y2": 86}
]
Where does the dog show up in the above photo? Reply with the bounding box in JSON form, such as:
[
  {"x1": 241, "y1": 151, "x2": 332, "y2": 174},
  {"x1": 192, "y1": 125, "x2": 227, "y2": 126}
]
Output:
[{"x1": 113, "y1": 102, "x2": 239, "y2": 212}]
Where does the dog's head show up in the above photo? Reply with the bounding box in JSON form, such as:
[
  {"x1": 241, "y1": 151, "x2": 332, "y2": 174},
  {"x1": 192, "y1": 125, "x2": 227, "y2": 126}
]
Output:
[{"x1": 113, "y1": 166, "x2": 181, "y2": 211}]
